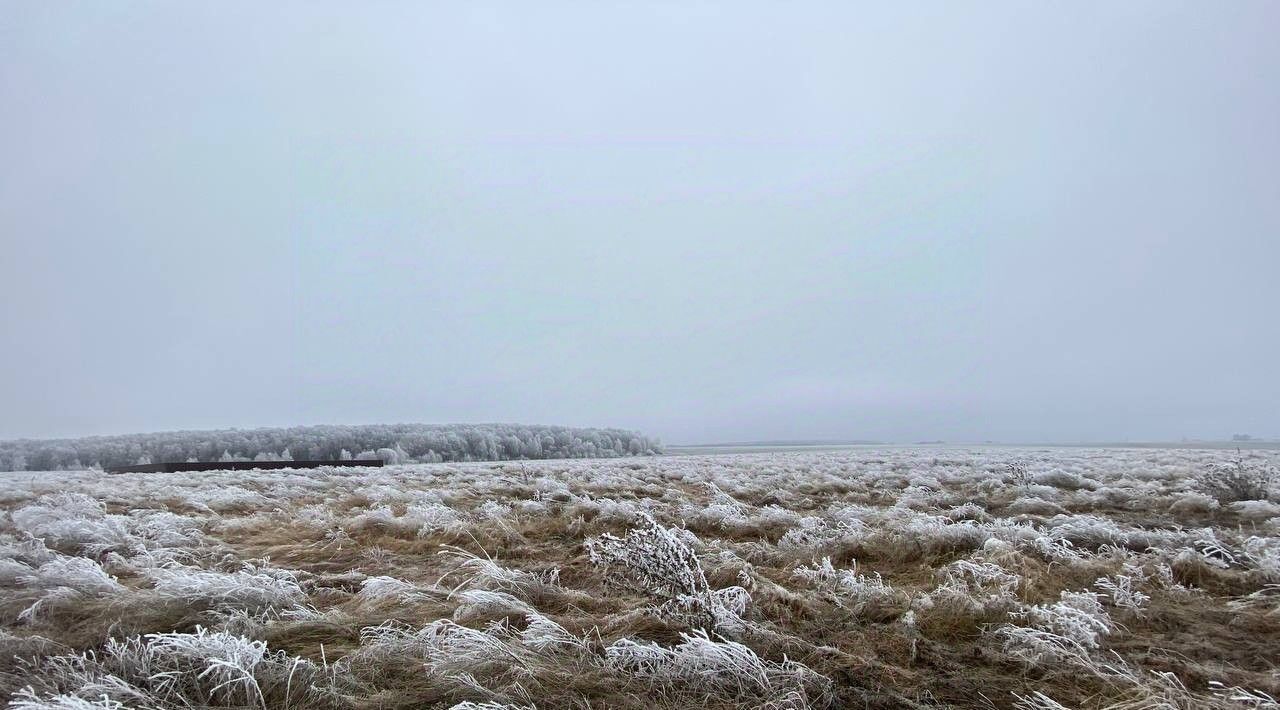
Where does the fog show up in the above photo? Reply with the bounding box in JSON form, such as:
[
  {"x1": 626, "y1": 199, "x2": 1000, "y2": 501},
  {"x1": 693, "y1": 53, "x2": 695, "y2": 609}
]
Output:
[{"x1": 2, "y1": 2, "x2": 1277, "y2": 444}]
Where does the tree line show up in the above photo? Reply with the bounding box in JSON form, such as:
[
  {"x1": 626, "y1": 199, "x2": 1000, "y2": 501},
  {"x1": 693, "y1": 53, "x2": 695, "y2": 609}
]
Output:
[{"x1": 0, "y1": 423, "x2": 662, "y2": 471}]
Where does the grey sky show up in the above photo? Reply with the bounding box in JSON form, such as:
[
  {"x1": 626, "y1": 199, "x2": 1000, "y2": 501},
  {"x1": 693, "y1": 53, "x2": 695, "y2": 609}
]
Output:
[{"x1": 2, "y1": 2, "x2": 1277, "y2": 444}]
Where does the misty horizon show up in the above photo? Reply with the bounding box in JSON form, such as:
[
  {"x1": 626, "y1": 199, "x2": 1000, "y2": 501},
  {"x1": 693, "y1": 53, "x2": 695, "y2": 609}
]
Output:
[
  {"x1": 4, "y1": 3, "x2": 1278, "y2": 444},
  {"x1": 3, "y1": 419, "x2": 1275, "y2": 450}
]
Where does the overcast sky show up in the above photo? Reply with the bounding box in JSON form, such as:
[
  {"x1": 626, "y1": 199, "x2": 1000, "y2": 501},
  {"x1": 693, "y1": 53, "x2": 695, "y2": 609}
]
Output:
[{"x1": 2, "y1": 2, "x2": 1278, "y2": 444}]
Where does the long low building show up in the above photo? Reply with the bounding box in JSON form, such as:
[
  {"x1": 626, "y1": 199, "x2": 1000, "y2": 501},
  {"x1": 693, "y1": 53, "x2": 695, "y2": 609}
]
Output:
[{"x1": 106, "y1": 459, "x2": 384, "y2": 474}]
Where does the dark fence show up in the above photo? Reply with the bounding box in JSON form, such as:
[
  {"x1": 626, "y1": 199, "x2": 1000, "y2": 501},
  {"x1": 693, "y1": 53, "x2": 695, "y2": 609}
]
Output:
[{"x1": 106, "y1": 459, "x2": 385, "y2": 474}]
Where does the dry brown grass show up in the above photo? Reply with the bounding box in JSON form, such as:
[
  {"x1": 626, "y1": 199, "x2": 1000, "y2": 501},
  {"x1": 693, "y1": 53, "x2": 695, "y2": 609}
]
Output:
[{"x1": 1, "y1": 448, "x2": 1278, "y2": 709}]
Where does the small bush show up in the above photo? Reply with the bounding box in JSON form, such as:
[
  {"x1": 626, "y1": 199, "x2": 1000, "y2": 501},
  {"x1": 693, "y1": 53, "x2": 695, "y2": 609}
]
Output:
[
  {"x1": 587, "y1": 513, "x2": 750, "y2": 633},
  {"x1": 1197, "y1": 460, "x2": 1275, "y2": 503}
]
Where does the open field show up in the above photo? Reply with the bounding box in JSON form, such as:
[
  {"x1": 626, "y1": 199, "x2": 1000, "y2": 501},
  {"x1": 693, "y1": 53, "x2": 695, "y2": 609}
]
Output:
[{"x1": 1, "y1": 447, "x2": 1277, "y2": 709}]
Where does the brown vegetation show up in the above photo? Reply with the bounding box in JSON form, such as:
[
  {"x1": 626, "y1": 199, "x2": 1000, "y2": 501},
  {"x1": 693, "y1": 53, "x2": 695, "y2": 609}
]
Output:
[{"x1": 1, "y1": 449, "x2": 1277, "y2": 708}]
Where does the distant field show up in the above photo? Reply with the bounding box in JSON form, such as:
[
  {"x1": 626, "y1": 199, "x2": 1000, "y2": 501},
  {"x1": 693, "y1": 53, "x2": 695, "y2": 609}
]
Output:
[
  {"x1": 669, "y1": 441, "x2": 1280, "y2": 455},
  {"x1": 1, "y1": 447, "x2": 1278, "y2": 709}
]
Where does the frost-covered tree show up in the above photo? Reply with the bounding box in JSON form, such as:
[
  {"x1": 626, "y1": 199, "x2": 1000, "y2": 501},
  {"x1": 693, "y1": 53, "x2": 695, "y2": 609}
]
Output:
[{"x1": 0, "y1": 423, "x2": 661, "y2": 472}]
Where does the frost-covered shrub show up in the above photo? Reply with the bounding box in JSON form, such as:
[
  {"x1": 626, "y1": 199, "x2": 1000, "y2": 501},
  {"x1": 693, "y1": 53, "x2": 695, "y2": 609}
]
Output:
[
  {"x1": 587, "y1": 513, "x2": 749, "y2": 633},
  {"x1": 793, "y1": 557, "x2": 906, "y2": 618},
  {"x1": 1197, "y1": 460, "x2": 1275, "y2": 503},
  {"x1": 937, "y1": 560, "x2": 1020, "y2": 598},
  {"x1": 991, "y1": 590, "x2": 1114, "y2": 667},
  {"x1": 1095, "y1": 571, "x2": 1151, "y2": 613},
  {"x1": 1242, "y1": 537, "x2": 1280, "y2": 581},
  {"x1": 1023, "y1": 589, "x2": 1114, "y2": 643},
  {"x1": 915, "y1": 558, "x2": 1024, "y2": 628},
  {"x1": 124, "y1": 629, "x2": 271, "y2": 705},
  {"x1": 1002, "y1": 462, "x2": 1033, "y2": 486},
  {"x1": 588, "y1": 514, "x2": 710, "y2": 601}
]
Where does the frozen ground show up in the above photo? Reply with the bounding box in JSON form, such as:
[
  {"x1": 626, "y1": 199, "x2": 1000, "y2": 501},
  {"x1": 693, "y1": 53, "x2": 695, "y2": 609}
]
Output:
[{"x1": 0, "y1": 447, "x2": 1277, "y2": 709}]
